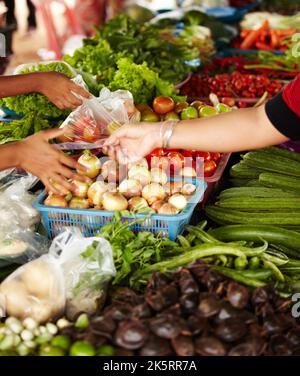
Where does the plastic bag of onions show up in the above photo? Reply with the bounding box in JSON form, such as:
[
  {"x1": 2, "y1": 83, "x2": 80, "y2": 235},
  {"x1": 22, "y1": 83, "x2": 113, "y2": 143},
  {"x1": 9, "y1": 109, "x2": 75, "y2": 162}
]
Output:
[{"x1": 0, "y1": 228, "x2": 115, "y2": 322}]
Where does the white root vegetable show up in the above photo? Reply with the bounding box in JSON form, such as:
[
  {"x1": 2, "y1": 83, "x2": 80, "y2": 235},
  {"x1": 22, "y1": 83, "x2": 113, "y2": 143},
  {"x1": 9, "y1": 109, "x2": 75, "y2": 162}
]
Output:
[
  {"x1": 150, "y1": 168, "x2": 168, "y2": 185},
  {"x1": 180, "y1": 167, "x2": 197, "y2": 178},
  {"x1": 151, "y1": 200, "x2": 166, "y2": 213},
  {"x1": 127, "y1": 158, "x2": 148, "y2": 170},
  {"x1": 87, "y1": 181, "x2": 108, "y2": 206},
  {"x1": 44, "y1": 194, "x2": 68, "y2": 208},
  {"x1": 102, "y1": 192, "x2": 128, "y2": 212},
  {"x1": 128, "y1": 165, "x2": 151, "y2": 187},
  {"x1": 163, "y1": 181, "x2": 183, "y2": 195},
  {"x1": 118, "y1": 179, "x2": 142, "y2": 199},
  {"x1": 128, "y1": 197, "x2": 149, "y2": 211},
  {"x1": 71, "y1": 180, "x2": 91, "y2": 199},
  {"x1": 77, "y1": 152, "x2": 101, "y2": 179},
  {"x1": 142, "y1": 183, "x2": 166, "y2": 205},
  {"x1": 181, "y1": 183, "x2": 196, "y2": 195},
  {"x1": 21, "y1": 261, "x2": 53, "y2": 298},
  {"x1": 101, "y1": 159, "x2": 125, "y2": 184},
  {"x1": 158, "y1": 203, "x2": 179, "y2": 215},
  {"x1": 168, "y1": 193, "x2": 188, "y2": 211},
  {"x1": 69, "y1": 197, "x2": 90, "y2": 209}
]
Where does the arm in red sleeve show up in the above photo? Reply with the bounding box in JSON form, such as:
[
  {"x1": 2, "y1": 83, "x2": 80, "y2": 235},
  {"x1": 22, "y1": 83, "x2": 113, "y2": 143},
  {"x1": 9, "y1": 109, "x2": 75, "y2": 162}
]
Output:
[{"x1": 265, "y1": 74, "x2": 300, "y2": 140}]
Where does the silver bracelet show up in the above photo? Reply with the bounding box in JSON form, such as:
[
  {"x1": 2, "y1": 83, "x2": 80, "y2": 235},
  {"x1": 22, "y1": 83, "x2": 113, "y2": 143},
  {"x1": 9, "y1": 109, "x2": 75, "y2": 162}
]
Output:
[{"x1": 161, "y1": 120, "x2": 178, "y2": 148}]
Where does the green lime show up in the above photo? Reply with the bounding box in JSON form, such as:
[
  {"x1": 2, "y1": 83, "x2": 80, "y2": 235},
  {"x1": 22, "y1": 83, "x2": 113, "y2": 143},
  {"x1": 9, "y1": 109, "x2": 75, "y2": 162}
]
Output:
[
  {"x1": 97, "y1": 345, "x2": 115, "y2": 356},
  {"x1": 70, "y1": 341, "x2": 95, "y2": 356},
  {"x1": 164, "y1": 111, "x2": 180, "y2": 121},
  {"x1": 216, "y1": 103, "x2": 231, "y2": 113},
  {"x1": 181, "y1": 106, "x2": 198, "y2": 120},
  {"x1": 199, "y1": 106, "x2": 218, "y2": 117},
  {"x1": 51, "y1": 335, "x2": 71, "y2": 351},
  {"x1": 39, "y1": 345, "x2": 65, "y2": 356},
  {"x1": 75, "y1": 313, "x2": 89, "y2": 330}
]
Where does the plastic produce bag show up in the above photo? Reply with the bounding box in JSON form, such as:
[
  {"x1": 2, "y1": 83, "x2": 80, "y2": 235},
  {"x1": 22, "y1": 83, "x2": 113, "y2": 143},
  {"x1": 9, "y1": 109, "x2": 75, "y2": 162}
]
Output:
[
  {"x1": 0, "y1": 229, "x2": 115, "y2": 322},
  {"x1": 0, "y1": 171, "x2": 40, "y2": 233},
  {"x1": 0, "y1": 229, "x2": 49, "y2": 267},
  {"x1": 58, "y1": 87, "x2": 139, "y2": 150},
  {"x1": 50, "y1": 228, "x2": 116, "y2": 320}
]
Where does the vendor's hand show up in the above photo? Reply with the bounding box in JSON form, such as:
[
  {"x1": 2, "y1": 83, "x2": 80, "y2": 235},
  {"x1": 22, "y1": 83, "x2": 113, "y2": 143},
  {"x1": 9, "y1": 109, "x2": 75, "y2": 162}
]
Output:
[
  {"x1": 39, "y1": 72, "x2": 91, "y2": 110},
  {"x1": 103, "y1": 122, "x2": 162, "y2": 164},
  {"x1": 16, "y1": 128, "x2": 88, "y2": 193}
]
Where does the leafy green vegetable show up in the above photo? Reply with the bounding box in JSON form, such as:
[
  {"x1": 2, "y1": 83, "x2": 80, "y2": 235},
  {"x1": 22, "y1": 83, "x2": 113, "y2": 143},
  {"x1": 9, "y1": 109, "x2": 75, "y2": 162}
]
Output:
[
  {"x1": 98, "y1": 214, "x2": 181, "y2": 285},
  {"x1": 108, "y1": 58, "x2": 175, "y2": 104},
  {"x1": 63, "y1": 14, "x2": 197, "y2": 89}
]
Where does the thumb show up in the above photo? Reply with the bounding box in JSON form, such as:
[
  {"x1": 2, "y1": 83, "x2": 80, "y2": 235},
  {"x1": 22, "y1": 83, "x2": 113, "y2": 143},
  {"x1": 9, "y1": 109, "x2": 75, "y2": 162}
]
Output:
[
  {"x1": 104, "y1": 124, "x2": 132, "y2": 147},
  {"x1": 42, "y1": 127, "x2": 66, "y2": 141}
]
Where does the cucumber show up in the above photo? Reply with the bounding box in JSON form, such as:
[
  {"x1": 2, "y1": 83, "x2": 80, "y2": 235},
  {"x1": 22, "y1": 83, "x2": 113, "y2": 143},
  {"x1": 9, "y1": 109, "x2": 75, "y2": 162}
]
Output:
[
  {"x1": 205, "y1": 205, "x2": 300, "y2": 226},
  {"x1": 230, "y1": 162, "x2": 263, "y2": 179},
  {"x1": 218, "y1": 187, "x2": 298, "y2": 200},
  {"x1": 209, "y1": 225, "x2": 300, "y2": 258},
  {"x1": 260, "y1": 147, "x2": 300, "y2": 163},
  {"x1": 217, "y1": 197, "x2": 300, "y2": 211},
  {"x1": 259, "y1": 173, "x2": 300, "y2": 193},
  {"x1": 243, "y1": 151, "x2": 300, "y2": 177},
  {"x1": 230, "y1": 178, "x2": 254, "y2": 187}
]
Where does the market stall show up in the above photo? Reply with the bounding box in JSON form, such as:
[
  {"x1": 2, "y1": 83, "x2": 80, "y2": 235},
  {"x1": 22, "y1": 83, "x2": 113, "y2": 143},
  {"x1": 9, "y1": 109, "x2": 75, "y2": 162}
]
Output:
[{"x1": 0, "y1": 0, "x2": 299, "y2": 358}]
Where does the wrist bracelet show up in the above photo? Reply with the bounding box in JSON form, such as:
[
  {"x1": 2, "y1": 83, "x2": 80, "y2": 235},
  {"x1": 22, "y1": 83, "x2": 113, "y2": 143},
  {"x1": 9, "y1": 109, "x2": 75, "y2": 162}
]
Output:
[{"x1": 160, "y1": 120, "x2": 178, "y2": 148}]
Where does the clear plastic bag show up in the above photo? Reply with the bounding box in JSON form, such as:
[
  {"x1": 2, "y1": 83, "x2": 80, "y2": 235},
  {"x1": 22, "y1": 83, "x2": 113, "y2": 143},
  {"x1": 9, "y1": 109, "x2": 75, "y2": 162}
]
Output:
[
  {"x1": 58, "y1": 87, "x2": 139, "y2": 150},
  {"x1": 0, "y1": 229, "x2": 115, "y2": 322},
  {"x1": 0, "y1": 229, "x2": 49, "y2": 267},
  {"x1": 50, "y1": 228, "x2": 116, "y2": 320},
  {"x1": 0, "y1": 172, "x2": 40, "y2": 233}
]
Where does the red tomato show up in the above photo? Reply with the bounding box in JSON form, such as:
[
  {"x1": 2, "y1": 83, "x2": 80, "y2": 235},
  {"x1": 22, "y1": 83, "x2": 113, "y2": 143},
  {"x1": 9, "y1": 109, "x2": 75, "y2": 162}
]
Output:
[
  {"x1": 167, "y1": 151, "x2": 185, "y2": 170},
  {"x1": 153, "y1": 96, "x2": 175, "y2": 115},
  {"x1": 149, "y1": 148, "x2": 165, "y2": 158},
  {"x1": 204, "y1": 160, "x2": 217, "y2": 177},
  {"x1": 193, "y1": 151, "x2": 211, "y2": 161},
  {"x1": 211, "y1": 152, "x2": 221, "y2": 163},
  {"x1": 181, "y1": 150, "x2": 193, "y2": 158},
  {"x1": 150, "y1": 156, "x2": 170, "y2": 171}
]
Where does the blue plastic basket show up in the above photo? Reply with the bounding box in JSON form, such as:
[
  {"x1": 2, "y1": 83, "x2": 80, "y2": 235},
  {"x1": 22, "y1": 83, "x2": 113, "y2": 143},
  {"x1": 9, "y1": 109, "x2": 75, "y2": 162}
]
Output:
[{"x1": 33, "y1": 178, "x2": 207, "y2": 241}]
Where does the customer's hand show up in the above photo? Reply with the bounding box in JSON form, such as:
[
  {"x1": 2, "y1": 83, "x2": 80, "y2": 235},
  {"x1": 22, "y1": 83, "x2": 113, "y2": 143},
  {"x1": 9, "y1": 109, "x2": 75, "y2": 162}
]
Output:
[
  {"x1": 39, "y1": 72, "x2": 91, "y2": 109},
  {"x1": 17, "y1": 128, "x2": 88, "y2": 193},
  {"x1": 103, "y1": 122, "x2": 162, "y2": 164}
]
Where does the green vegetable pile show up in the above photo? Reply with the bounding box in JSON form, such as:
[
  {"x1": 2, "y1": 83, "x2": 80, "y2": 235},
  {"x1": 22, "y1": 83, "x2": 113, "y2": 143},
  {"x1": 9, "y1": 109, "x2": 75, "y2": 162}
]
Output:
[
  {"x1": 98, "y1": 214, "x2": 300, "y2": 296},
  {"x1": 206, "y1": 147, "x2": 300, "y2": 229},
  {"x1": 0, "y1": 61, "x2": 74, "y2": 144},
  {"x1": 63, "y1": 14, "x2": 203, "y2": 102}
]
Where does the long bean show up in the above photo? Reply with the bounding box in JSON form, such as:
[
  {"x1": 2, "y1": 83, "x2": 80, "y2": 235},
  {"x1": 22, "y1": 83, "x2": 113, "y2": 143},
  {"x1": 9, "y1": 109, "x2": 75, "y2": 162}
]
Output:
[
  {"x1": 213, "y1": 266, "x2": 267, "y2": 288},
  {"x1": 263, "y1": 260, "x2": 285, "y2": 282},
  {"x1": 133, "y1": 242, "x2": 266, "y2": 279}
]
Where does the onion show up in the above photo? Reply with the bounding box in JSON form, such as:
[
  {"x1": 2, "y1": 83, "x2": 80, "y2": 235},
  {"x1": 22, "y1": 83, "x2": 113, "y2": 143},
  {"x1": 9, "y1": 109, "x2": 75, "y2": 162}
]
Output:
[
  {"x1": 77, "y1": 151, "x2": 101, "y2": 179},
  {"x1": 180, "y1": 167, "x2": 197, "y2": 178},
  {"x1": 158, "y1": 203, "x2": 179, "y2": 215},
  {"x1": 69, "y1": 197, "x2": 90, "y2": 209},
  {"x1": 87, "y1": 181, "x2": 108, "y2": 206},
  {"x1": 102, "y1": 192, "x2": 128, "y2": 212},
  {"x1": 163, "y1": 181, "x2": 183, "y2": 195},
  {"x1": 128, "y1": 196, "x2": 149, "y2": 212},
  {"x1": 128, "y1": 165, "x2": 151, "y2": 187},
  {"x1": 71, "y1": 179, "x2": 91, "y2": 198},
  {"x1": 151, "y1": 200, "x2": 166, "y2": 213},
  {"x1": 168, "y1": 193, "x2": 187, "y2": 211},
  {"x1": 118, "y1": 179, "x2": 142, "y2": 199},
  {"x1": 44, "y1": 194, "x2": 68, "y2": 208},
  {"x1": 182, "y1": 183, "x2": 196, "y2": 195},
  {"x1": 142, "y1": 183, "x2": 166, "y2": 205},
  {"x1": 49, "y1": 179, "x2": 70, "y2": 197},
  {"x1": 101, "y1": 159, "x2": 125, "y2": 184},
  {"x1": 150, "y1": 168, "x2": 168, "y2": 185},
  {"x1": 128, "y1": 158, "x2": 149, "y2": 171},
  {"x1": 107, "y1": 182, "x2": 118, "y2": 193}
]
